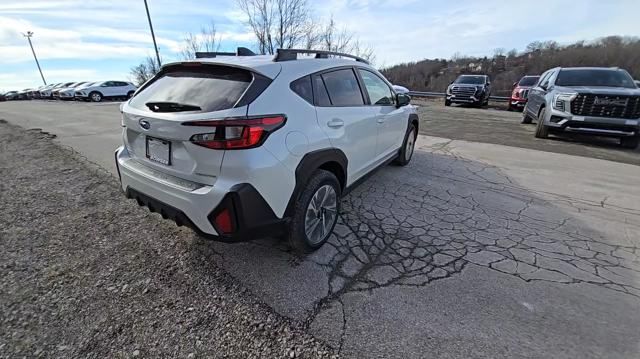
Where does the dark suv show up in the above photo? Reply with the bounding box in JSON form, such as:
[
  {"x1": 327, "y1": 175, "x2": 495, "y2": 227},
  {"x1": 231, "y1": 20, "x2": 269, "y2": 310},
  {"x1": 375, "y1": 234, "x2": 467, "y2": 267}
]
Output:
[
  {"x1": 524, "y1": 67, "x2": 640, "y2": 149},
  {"x1": 445, "y1": 74, "x2": 491, "y2": 107}
]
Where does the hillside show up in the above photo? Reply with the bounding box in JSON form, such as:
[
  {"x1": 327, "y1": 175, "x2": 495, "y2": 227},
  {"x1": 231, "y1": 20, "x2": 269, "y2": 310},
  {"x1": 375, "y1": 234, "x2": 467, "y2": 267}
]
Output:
[{"x1": 381, "y1": 36, "x2": 640, "y2": 96}]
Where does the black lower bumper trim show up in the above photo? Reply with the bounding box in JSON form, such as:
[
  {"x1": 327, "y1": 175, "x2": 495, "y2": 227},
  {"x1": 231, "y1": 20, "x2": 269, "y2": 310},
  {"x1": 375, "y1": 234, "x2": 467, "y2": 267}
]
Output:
[{"x1": 125, "y1": 184, "x2": 286, "y2": 243}]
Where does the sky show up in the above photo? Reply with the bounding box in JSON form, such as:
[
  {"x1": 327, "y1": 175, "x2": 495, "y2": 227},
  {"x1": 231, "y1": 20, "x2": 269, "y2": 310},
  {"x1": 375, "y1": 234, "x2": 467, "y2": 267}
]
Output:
[{"x1": 1, "y1": 0, "x2": 639, "y2": 91}]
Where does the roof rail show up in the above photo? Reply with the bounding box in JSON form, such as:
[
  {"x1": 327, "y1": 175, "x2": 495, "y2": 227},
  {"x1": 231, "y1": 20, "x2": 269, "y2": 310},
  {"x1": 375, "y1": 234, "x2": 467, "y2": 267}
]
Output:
[
  {"x1": 195, "y1": 47, "x2": 256, "y2": 59},
  {"x1": 273, "y1": 48, "x2": 369, "y2": 64}
]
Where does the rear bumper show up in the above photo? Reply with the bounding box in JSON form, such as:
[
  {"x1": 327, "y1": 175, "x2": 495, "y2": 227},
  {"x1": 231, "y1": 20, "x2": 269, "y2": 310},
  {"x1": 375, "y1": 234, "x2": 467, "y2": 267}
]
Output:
[
  {"x1": 545, "y1": 109, "x2": 640, "y2": 137},
  {"x1": 115, "y1": 146, "x2": 285, "y2": 242}
]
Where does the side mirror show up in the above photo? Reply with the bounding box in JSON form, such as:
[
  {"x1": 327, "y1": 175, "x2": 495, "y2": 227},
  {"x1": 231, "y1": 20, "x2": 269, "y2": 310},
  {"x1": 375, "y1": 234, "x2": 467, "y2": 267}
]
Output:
[{"x1": 396, "y1": 93, "x2": 411, "y2": 107}]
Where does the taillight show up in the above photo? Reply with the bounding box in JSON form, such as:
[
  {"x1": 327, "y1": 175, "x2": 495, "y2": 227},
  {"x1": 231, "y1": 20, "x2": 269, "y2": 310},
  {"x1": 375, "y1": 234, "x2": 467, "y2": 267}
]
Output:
[{"x1": 184, "y1": 115, "x2": 286, "y2": 150}]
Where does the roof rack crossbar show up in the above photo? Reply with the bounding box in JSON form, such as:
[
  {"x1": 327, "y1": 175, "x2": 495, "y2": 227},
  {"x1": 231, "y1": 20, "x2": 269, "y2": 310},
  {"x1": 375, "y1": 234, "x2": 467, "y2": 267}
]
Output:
[
  {"x1": 195, "y1": 47, "x2": 256, "y2": 59},
  {"x1": 274, "y1": 49, "x2": 369, "y2": 64}
]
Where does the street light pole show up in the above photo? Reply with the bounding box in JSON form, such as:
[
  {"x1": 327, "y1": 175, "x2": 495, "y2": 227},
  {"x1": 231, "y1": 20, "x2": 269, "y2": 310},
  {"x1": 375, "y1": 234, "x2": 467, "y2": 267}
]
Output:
[
  {"x1": 143, "y1": 0, "x2": 162, "y2": 68},
  {"x1": 23, "y1": 31, "x2": 47, "y2": 85}
]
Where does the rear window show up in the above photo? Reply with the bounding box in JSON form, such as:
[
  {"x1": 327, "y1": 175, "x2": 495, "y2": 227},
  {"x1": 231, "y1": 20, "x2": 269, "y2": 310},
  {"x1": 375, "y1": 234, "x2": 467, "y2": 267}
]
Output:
[
  {"x1": 555, "y1": 69, "x2": 636, "y2": 88},
  {"x1": 130, "y1": 65, "x2": 253, "y2": 113},
  {"x1": 518, "y1": 76, "x2": 539, "y2": 86}
]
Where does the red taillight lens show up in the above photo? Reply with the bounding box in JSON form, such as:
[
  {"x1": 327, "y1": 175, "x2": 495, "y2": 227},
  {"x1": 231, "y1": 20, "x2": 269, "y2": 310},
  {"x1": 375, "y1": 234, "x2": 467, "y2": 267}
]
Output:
[
  {"x1": 185, "y1": 115, "x2": 286, "y2": 150},
  {"x1": 214, "y1": 208, "x2": 234, "y2": 234}
]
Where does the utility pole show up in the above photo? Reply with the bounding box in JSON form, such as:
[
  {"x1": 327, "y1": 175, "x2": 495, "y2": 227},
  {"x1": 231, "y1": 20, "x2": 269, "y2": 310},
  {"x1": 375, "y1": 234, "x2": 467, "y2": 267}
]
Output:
[
  {"x1": 144, "y1": 0, "x2": 162, "y2": 68},
  {"x1": 23, "y1": 31, "x2": 46, "y2": 85}
]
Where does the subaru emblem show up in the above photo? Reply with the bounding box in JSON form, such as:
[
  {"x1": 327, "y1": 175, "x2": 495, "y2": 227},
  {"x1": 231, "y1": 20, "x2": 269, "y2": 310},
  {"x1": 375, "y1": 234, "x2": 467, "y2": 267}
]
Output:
[{"x1": 139, "y1": 119, "x2": 151, "y2": 130}]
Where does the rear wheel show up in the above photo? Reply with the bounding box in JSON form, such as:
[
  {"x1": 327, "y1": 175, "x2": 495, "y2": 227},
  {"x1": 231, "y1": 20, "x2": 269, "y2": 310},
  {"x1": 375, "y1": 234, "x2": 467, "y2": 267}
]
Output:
[
  {"x1": 287, "y1": 170, "x2": 341, "y2": 253},
  {"x1": 534, "y1": 107, "x2": 549, "y2": 138},
  {"x1": 621, "y1": 136, "x2": 639, "y2": 149},
  {"x1": 444, "y1": 99, "x2": 451, "y2": 106},
  {"x1": 89, "y1": 91, "x2": 103, "y2": 102}
]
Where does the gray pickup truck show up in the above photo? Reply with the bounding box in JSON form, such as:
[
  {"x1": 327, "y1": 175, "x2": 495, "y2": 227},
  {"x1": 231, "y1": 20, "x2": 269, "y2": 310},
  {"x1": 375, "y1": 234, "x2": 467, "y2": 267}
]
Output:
[{"x1": 523, "y1": 67, "x2": 640, "y2": 149}]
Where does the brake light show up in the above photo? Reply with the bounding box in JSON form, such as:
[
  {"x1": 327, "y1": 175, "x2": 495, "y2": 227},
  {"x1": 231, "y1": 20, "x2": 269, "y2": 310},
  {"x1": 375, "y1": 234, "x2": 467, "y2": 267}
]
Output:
[{"x1": 184, "y1": 115, "x2": 286, "y2": 150}]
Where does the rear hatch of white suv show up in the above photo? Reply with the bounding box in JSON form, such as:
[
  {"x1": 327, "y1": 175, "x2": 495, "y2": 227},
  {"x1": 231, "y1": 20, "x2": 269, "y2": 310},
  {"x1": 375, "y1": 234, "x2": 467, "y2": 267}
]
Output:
[{"x1": 121, "y1": 61, "x2": 278, "y2": 186}]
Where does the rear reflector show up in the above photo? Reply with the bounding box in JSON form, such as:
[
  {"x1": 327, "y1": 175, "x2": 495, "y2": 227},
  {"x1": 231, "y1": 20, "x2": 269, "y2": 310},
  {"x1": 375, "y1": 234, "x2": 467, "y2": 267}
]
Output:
[
  {"x1": 185, "y1": 115, "x2": 286, "y2": 150},
  {"x1": 214, "y1": 208, "x2": 234, "y2": 234}
]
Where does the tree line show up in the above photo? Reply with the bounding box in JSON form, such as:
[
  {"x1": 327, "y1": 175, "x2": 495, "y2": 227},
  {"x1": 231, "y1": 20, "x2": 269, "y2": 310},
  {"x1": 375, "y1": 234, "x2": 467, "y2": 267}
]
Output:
[
  {"x1": 130, "y1": 0, "x2": 374, "y2": 85},
  {"x1": 381, "y1": 36, "x2": 640, "y2": 95}
]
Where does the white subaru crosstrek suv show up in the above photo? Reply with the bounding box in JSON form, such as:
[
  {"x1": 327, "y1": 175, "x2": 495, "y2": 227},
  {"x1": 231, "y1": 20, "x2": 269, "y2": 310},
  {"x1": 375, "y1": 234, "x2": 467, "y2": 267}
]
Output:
[
  {"x1": 115, "y1": 48, "x2": 418, "y2": 252},
  {"x1": 75, "y1": 81, "x2": 137, "y2": 102}
]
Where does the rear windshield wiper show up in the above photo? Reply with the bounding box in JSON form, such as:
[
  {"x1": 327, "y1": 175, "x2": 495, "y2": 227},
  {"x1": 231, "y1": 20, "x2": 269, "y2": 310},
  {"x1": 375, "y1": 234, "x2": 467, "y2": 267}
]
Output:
[{"x1": 145, "y1": 101, "x2": 202, "y2": 112}]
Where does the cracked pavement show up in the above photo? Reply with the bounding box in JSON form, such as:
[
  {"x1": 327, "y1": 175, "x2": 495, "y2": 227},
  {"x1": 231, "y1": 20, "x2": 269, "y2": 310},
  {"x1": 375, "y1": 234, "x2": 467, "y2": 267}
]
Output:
[{"x1": 2, "y1": 101, "x2": 640, "y2": 358}]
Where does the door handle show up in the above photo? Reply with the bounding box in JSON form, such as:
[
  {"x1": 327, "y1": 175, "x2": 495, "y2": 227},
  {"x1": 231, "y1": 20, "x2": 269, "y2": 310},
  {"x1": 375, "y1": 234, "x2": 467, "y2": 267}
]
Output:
[
  {"x1": 376, "y1": 117, "x2": 385, "y2": 124},
  {"x1": 327, "y1": 119, "x2": 344, "y2": 128}
]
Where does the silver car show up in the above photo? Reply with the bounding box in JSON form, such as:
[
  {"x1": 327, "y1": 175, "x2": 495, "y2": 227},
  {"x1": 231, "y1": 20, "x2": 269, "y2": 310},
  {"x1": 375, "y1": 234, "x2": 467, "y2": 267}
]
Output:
[{"x1": 523, "y1": 67, "x2": 640, "y2": 149}]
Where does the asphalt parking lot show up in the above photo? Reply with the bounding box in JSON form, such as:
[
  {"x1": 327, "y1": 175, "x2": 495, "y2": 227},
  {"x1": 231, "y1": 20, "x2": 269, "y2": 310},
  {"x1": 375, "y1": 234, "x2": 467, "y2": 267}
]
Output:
[
  {"x1": 1, "y1": 101, "x2": 640, "y2": 358},
  {"x1": 414, "y1": 98, "x2": 640, "y2": 166}
]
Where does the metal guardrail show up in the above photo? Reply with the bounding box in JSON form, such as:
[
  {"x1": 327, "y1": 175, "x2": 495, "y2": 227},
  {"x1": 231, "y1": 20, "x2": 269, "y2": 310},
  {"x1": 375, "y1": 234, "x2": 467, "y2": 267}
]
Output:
[{"x1": 408, "y1": 91, "x2": 510, "y2": 103}]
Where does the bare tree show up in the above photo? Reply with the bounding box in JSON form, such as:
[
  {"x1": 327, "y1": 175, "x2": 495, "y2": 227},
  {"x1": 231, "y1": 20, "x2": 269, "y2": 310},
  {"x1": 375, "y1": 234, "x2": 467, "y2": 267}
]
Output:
[
  {"x1": 236, "y1": 1, "x2": 376, "y2": 62},
  {"x1": 237, "y1": 0, "x2": 309, "y2": 54},
  {"x1": 318, "y1": 16, "x2": 375, "y2": 62},
  {"x1": 180, "y1": 22, "x2": 221, "y2": 60},
  {"x1": 129, "y1": 55, "x2": 162, "y2": 86}
]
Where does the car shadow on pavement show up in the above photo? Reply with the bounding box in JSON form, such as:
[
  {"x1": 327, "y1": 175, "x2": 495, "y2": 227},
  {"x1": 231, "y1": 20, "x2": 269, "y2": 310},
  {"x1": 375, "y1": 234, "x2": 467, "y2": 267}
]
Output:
[{"x1": 185, "y1": 150, "x2": 640, "y2": 325}]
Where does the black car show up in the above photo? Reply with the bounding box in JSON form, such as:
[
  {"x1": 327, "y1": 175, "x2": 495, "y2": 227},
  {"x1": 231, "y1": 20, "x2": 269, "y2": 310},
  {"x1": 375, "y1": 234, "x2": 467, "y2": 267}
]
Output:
[
  {"x1": 445, "y1": 74, "x2": 491, "y2": 107},
  {"x1": 4, "y1": 91, "x2": 19, "y2": 100}
]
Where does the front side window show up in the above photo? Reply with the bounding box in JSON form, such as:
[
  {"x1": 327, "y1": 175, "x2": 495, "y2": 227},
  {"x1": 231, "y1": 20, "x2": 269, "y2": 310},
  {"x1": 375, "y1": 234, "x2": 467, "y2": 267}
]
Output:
[
  {"x1": 358, "y1": 69, "x2": 394, "y2": 106},
  {"x1": 321, "y1": 69, "x2": 364, "y2": 106}
]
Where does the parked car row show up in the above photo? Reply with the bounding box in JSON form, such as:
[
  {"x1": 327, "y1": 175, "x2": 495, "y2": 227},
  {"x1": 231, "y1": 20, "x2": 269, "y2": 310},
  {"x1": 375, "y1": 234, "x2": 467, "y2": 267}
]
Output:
[{"x1": 1, "y1": 81, "x2": 137, "y2": 102}]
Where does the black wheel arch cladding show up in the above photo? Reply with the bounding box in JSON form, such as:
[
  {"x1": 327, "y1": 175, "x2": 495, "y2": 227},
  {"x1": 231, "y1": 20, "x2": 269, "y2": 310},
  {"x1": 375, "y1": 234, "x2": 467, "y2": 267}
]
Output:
[{"x1": 284, "y1": 148, "x2": 348, "y2": 218}]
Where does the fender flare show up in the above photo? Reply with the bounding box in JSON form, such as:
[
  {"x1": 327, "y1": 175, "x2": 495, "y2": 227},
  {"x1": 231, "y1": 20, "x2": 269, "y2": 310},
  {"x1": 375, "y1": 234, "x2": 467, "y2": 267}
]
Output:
[{"x1": 284, "y1": 148, "x2": 348, "y2": 217}]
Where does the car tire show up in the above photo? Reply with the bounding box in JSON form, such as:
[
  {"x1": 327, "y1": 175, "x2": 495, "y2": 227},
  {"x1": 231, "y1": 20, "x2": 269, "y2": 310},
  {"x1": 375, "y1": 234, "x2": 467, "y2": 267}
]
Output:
[
  {"x1": 521, "y1": 110, "x2": 533, "y2": 124},
  {"x1": 534, "y1": 107, "x2": 549, "y2": 138},
  {"x1": 89, "y1": 91, "x2": 103, "y2": 102},
  {"x1": 444, "y1": 99, "x2": 451, "y2": 106},
  {"x1": 287, "y1": 169, "x2": 341, "y2": 253},
  {"x1": 394, "y1": 124, "x2": 417, "y2": 166},
  {"x1": 620, "y1": 136, "x2": 640, "y2": 149}
]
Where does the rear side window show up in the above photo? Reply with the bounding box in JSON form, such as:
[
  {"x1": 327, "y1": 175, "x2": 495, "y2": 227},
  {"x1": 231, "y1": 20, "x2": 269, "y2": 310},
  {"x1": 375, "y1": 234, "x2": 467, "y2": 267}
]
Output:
[
  {"x1": 313, "y1": 75, "x2": 331, "y2": 106},
  {"x1": 321, "y1": 69, "x2": 364, "y2": 106},
  {"x1": 129, "y1": 65, "x2": 252, "y2": 113},
  {"x1": 290, "y1": 76, "x2": 313, "y2": 104}
]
